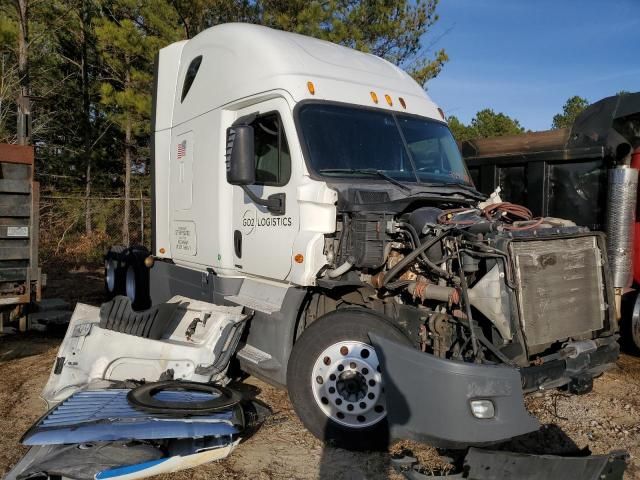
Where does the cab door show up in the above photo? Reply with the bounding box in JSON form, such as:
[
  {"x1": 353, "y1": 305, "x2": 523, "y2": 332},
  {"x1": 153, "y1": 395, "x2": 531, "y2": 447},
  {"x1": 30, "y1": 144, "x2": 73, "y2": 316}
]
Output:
[{"x1": 230, "y1": 99, "x2": 299, "y2": 280}]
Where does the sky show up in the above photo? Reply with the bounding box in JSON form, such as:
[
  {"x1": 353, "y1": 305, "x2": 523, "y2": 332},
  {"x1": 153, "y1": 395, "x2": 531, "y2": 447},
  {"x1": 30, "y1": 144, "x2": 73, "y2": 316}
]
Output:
[{"x1": 425, "y1": 0, "x2": 639, "y2": 131}]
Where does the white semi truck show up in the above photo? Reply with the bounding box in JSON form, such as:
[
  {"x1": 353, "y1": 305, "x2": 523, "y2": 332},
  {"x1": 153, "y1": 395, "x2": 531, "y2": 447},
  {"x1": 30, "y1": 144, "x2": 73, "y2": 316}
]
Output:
[{"x1": 93, "y1": 23, "x2": 617, "y2": 450}]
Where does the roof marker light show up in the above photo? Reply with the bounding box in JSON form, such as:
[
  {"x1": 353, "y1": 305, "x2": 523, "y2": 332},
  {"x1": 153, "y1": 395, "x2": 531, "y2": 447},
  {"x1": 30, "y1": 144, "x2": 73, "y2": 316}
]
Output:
[
  {"x1": 307, "y1": 81, "x2": 315, "y2": 95},
  {"x1": 370, "y1": 91, "x2": 379, "y2": 104},
  {"x1": 399, "y1": 97, "x2": 406, "y2": 109},
  {"x1": 384, "y1": 94, "x2": 393, "y2": 106},
  {"x1": 438, "y1": 107, "x2": 446, "y2": 120}
]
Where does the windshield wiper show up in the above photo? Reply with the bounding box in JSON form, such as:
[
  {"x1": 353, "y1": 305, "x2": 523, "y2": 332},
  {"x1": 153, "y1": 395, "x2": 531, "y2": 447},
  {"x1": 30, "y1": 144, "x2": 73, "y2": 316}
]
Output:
[
  {"x1": 318, "y1": 168, "x2": 411, "y2": 192},
  {"x1": 442, "y1": 182, "x2": 485, "y2": 198}
]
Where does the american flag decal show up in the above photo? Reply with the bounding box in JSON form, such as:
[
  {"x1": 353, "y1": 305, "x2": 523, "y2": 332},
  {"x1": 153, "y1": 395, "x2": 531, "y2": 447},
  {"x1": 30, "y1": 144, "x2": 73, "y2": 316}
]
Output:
[{"x1": 177, "y1": 140, "x2": 187, "y2": 159}]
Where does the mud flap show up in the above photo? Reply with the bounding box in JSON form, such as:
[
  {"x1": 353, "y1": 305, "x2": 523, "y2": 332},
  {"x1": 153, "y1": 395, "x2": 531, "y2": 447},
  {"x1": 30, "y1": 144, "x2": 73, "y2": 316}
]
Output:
[
  {"x1": 392, "y1": 448, "x2": 629, "y2": 479},
  {"x1": 369, "y1": 334, "x2": 540, "y2": 447}
]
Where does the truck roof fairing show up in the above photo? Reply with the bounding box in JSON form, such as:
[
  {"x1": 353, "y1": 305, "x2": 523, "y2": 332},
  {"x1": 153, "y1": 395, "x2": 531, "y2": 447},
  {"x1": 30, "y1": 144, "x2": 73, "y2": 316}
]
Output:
[{"x1": 156, "y1": 23, "x2": 442, "y2": 130}]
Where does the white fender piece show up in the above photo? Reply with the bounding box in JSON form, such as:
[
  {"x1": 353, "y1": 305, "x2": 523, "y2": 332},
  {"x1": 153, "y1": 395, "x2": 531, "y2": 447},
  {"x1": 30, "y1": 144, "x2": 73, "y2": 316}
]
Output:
[{"x1": 42, "y1": 296, "x2": 246, "y2": 407}]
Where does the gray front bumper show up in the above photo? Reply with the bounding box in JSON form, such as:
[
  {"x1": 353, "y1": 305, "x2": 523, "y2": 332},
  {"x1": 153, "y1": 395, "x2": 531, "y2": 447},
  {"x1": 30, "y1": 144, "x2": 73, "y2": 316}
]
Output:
[{"x1": 370, "y1": 334, "x2": 540, "y2": 448}]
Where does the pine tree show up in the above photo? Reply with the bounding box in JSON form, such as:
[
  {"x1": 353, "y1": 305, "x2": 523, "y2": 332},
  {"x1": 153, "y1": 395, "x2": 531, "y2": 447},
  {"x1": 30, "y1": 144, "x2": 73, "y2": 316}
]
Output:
[{"x1": 94, "y1": 0, "x2": 180, "y2": 244}]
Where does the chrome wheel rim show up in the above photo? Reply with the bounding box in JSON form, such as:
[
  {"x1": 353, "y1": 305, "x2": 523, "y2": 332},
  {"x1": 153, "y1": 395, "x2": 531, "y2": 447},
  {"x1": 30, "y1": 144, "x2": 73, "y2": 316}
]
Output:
[
  {"x1": 105, "y1": 260, "x2": 116, "y2": 292},
  {"x1": 311, "y1": 340, "x2": 386, "y2": 428}
]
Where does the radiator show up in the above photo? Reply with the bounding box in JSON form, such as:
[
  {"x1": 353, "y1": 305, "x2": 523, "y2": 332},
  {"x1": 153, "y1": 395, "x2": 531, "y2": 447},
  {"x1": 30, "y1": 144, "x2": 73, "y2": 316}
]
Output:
[{"x1": 510, "y1": 236, "x2": 606, "y2": 353}]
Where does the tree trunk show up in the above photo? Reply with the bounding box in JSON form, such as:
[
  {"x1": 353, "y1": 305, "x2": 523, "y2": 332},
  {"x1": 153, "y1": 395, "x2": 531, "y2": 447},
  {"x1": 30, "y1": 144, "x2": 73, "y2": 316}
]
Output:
[
  {"x1": 15, "y1": 0, "x2": 30, "y2": 145},
  {"x1": 123, "y1": 116, "x2": 131, "y2": 246},
  {"x1": 81, "y1": 0, "x2": 92, "y2": 234}
]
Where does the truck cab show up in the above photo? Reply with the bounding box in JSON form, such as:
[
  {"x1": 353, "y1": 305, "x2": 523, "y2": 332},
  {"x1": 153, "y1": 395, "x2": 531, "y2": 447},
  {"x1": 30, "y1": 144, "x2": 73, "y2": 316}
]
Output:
[{"x1": 107, "y1": 23, "x2": 619, "y2": 449}]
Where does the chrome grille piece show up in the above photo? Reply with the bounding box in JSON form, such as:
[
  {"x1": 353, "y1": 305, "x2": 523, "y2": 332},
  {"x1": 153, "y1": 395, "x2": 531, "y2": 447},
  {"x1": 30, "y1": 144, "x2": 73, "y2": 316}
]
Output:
[{"x1": 23, "y1": 389, "x2": 237, "y2": 445}]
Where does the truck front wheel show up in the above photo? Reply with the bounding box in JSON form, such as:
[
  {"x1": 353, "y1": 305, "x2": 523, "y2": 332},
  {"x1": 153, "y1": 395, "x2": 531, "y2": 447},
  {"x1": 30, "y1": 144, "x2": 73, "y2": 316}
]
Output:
[
  {"x1": 286, "y1": 308, "x2": 411, "y2": 450},
  {"x1": 622, "y1": 291, "x2": 640, "y2": 354}
]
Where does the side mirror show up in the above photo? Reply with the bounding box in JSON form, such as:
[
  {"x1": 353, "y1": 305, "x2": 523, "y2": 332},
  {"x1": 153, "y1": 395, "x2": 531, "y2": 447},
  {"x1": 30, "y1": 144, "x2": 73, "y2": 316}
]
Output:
[{"x1": 226, "y1": 125, "x2": 255, "y2": 185}]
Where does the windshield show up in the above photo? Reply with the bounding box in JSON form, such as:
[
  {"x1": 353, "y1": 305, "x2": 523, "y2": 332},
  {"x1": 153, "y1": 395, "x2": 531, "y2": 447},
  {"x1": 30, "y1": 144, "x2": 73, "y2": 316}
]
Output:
[{"x1": 297, "y1": 103, "x2": 472, "y2": 186}]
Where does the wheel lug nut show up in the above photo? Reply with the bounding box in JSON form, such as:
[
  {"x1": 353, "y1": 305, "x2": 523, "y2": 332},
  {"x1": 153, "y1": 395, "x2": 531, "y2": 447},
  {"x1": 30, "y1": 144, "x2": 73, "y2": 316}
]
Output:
[
  {"x1": 336, "y1": 398, "x2": 342, "y2": 405},
  {"x1": 367, "y1": 392, "x2": 375, "y2": 400},
  {"x1": 337, "y1": 364, "x2": 344, "y2": 372},
  {"x1": 329, "y1": 374, "x2": 336, "y2": 381},
  {"x1": 329, "y1": 387, "x2": 336, "y2": 394},
  {"x1": 350, "y1": 362, "x2": 356, "y2": 369},
  {"x1": 368, "y1": 379, "x2": 376, "y2": 387},
  {"x1": 316, "y1": 376, "x2": 323, "y2": 384},
  {"x1": 362, "y1": 367, "x2": 369, "y2": 375},
  {"x1": 323, "y1": 356, "x2": 331, "y2": 365},
  {"x1": 347, "y1": 404, "x2": 354, "y2": 411},
  {"x1": 359, "y1": 402, "x2": 366, "y2": 409},
  {"x1": 340, "y1": 346, "x2": 349, "y2": 355}
]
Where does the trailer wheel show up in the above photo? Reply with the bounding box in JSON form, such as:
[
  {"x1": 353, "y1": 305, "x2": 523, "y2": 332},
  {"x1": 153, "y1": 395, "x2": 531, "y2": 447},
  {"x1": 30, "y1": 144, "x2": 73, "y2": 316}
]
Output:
[
  {"x1": 104, "y1": 245, "x2": 127, "y2": 297},
  {"x1": 124, "y1": 246, "x2": 151, "y2": 310},
  {"x1": 286, "y1": 308, "x2": 411, "y2": 450}
]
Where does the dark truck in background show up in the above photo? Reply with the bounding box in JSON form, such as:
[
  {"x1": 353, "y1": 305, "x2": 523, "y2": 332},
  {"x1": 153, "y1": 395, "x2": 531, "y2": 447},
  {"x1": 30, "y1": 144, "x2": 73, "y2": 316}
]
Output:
[
  {"x1": 461, "y1": 92, "x2": 640, "y2": 351},
  {"x1": 0, "y1": 143, "x2": 43, "y2": 332}
]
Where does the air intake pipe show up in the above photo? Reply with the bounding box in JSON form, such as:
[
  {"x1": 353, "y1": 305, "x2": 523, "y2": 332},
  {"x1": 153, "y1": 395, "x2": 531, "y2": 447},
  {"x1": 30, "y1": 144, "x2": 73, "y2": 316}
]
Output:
[{"x1": 606, "y1": 161, "x2": 638, "y2": 317}]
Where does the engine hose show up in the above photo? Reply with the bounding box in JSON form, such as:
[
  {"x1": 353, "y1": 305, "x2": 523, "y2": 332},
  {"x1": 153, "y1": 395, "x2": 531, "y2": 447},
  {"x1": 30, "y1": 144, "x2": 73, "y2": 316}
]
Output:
[
  {"x1": 457, "y1": 248, "x2": 517, "y2": 290},
  {"x1": 457, "y1": 250, "x2": 479, "y2": 357},
  {"x1": 327, "y1": 256, "x2": 355, "y2": 278},
  {"x1": 382, "y1": 230, "x2": 452, "y2": 287}
]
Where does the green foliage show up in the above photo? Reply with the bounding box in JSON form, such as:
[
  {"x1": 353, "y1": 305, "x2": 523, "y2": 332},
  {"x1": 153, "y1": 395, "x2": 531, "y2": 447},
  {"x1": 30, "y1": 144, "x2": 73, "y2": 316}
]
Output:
[
  {"x1": 0, "y1": 0, "x2": 449, "y2": 199},
  {"x1": 471, "y1": 109, "x2": 524, "y2": 138},
  {"x1": 447, "y1": 115, "x2": 475, "y2": 142},
  {"x1": 448, "y1": 110, "x2": 524, "y2": 141},
  {"x1": 552, "y1": 95, "x2": 589, "y2": 130},
  {"x1": 257, "y1": 0, "x2": 448, "y2": 85}
]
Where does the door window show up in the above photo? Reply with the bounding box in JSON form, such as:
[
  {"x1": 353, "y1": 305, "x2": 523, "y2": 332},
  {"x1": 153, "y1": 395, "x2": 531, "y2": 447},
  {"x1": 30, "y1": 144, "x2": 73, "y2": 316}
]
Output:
[{"x1": 252, "y1": 113, "x2": 291, "y2": 186}]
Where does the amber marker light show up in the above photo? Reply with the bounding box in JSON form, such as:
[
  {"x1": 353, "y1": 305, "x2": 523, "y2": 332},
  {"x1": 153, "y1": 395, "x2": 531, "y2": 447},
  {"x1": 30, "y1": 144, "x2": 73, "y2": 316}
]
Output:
[
  {"x1": 370, "y1": 91, "x2": 379, "y2": 104},
  {"x1": 399, "y1": 97, "x2": 407, "y2": 109},
  {"x1": 384, "y1": 94, "x2": 393, "y2": 106},
  {"x1": 159, "y1": 247, "x2": 166, "y2": 254},
  {"x1": 307, "y1": 81, "x2": 315, "y2": 95},
  {"x1": 294, "y1": 254, "x2": 304, "y2": 264}
]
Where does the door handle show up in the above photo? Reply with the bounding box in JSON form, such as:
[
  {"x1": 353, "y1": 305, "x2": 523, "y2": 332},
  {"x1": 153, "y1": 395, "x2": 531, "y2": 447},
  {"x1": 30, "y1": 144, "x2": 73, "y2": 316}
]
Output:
[{"x1": 234, "y1": 230, "x2": 242, "y2": 258}]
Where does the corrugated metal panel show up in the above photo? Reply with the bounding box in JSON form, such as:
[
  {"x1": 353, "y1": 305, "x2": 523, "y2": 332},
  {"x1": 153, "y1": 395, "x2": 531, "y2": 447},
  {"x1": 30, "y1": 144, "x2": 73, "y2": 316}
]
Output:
[{"x1": 23, "y1": 389, "x2": 238, "y2": 445}]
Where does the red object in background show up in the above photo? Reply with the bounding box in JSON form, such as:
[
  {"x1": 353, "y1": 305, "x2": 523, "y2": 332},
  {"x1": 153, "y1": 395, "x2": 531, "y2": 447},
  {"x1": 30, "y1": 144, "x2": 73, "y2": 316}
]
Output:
[{"x1": 631, "y1": 147, "x2": 640, "y2": 285}]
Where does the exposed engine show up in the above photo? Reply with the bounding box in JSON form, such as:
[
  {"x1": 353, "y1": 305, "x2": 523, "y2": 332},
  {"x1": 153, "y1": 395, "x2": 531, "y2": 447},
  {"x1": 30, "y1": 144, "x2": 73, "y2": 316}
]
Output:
[{"x1": 320, "y1": 190, "x2": 617, "y2": 374}]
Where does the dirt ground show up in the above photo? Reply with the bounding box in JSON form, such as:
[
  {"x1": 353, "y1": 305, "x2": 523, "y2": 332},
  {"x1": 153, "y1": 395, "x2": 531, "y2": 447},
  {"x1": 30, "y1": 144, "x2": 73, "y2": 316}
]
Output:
[{"x1": 1, "y1": 266, "x2": 639, "y2": 479}]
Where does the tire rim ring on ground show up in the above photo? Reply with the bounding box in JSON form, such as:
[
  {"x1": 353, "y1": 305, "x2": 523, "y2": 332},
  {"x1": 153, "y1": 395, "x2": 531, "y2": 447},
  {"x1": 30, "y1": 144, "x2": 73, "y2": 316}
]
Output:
[
  {"x1": 127, "y1": 380, "x2": 242, "y2": 414},
  {"x1": 311, "y1": 340, "x2": 386, "y2": 429}
]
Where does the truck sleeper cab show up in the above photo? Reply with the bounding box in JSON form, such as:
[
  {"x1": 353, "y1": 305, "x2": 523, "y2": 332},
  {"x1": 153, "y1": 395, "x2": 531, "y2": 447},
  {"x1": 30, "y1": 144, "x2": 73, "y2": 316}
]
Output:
[{"x1": 139, "y1": 23, "x2": 618, "y2": 450}]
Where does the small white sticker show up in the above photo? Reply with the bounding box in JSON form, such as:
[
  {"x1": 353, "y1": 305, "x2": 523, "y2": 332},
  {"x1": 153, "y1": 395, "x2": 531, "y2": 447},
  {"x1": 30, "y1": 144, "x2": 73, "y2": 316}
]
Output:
[
  {"x1": 7, "y1": 226, "x2": 28, "y2": 237},
  {"x1": 173, "y1": 221, "x2": 197, "y2": 256}
]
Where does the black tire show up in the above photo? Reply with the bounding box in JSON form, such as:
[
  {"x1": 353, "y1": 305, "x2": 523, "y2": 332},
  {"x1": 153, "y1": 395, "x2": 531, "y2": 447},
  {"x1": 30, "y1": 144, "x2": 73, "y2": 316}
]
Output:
[
  {"x1": 125, "y1": 245, "x2": 151, "y2": 311},
  {"x1": 621, "y1": 291, "x2": 640, "y2": 355},
  {"x1": 104, "y1": 245, "x2": 127, "y2": 297},
  {"x1": 286, "y1": 307, "x2": 411, "y2": 451}
]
